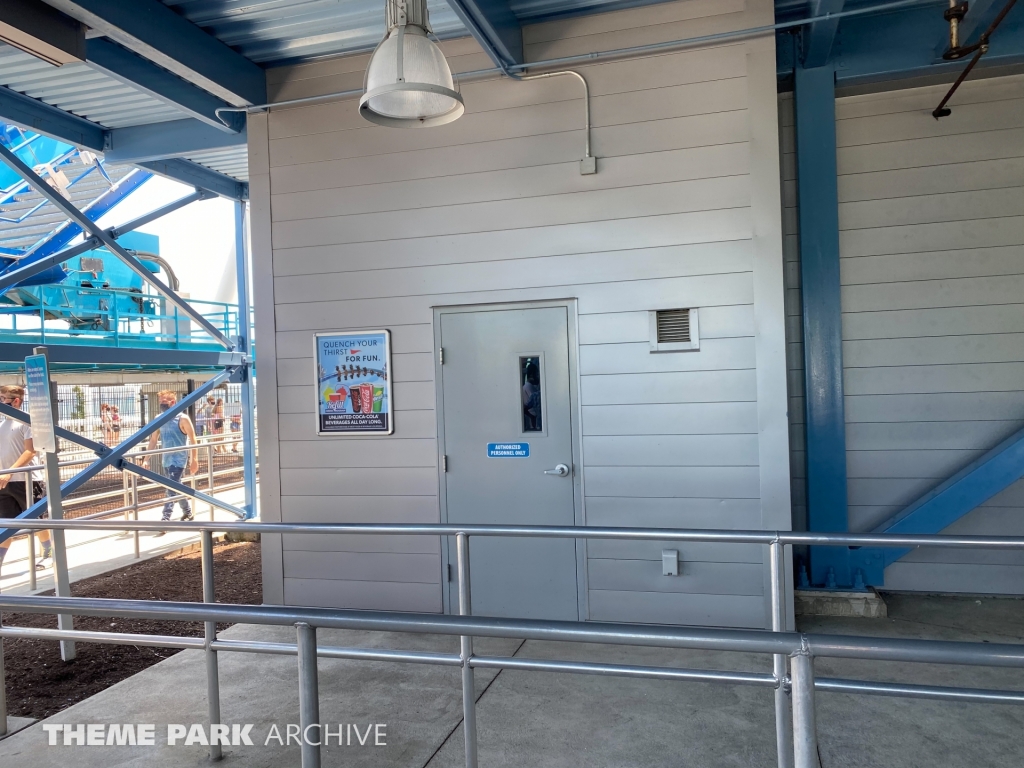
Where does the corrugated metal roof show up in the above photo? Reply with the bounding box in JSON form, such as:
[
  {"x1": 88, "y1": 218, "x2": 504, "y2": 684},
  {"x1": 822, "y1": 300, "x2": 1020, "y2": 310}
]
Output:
[
  {"x1": 162, "y1": 0, "x2": 467, "y2": 64},
  {"x1": 0, "y1": 44, "x2": 185, "y2": 129},
  {"x1": 184, "y1": 146, "x2": 249, "y2": 181},
  {"x1": 162, "y1": 0, "x2": 685, "y2": 63}
]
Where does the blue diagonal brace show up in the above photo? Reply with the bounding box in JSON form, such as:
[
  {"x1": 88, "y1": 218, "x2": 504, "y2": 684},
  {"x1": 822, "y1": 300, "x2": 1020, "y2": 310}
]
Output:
[
  {"x1": 0, "y1": 142, "x2": 235, "y2": 350},
  {"x1": 0, "y1": 402, "x2": 108, "y2": 456},
  {"x1": 0, "y1": 188, "x2": 213, "y2": 294},
  {"x1": 122, "y1": 461, "x2": 245, "y2": 519},
  {"x1": 0, "y1": 368, "x2": 235, "y2": 546},
  {"x1": 851, "y1": 424, "x2": 1024, "y2": 581}
]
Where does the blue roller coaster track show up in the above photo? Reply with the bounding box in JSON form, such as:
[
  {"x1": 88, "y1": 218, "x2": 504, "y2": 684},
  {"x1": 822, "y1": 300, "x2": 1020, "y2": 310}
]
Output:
[{"x1": 0, "y1": 124, "x2": 246, "y2": 372}]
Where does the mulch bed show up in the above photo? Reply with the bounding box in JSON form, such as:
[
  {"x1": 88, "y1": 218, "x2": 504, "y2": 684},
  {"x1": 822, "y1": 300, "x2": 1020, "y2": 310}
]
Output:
[{"x1": 1, "y1": 540, "x2": 261, "y2": 720}]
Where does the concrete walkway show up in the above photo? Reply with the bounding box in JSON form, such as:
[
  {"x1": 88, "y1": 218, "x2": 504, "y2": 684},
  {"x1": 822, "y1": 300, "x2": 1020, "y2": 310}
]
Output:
[{"x1": 1, "y1": 595, "x2": 1022, "y2": 767}]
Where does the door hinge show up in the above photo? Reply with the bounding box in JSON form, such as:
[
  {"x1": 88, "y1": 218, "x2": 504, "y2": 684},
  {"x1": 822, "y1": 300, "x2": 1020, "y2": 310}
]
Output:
[
  {"x1": 438, "y1": 347, "x2": 444, "y2": 365},
  {"x1": 442, "y1": 455, "x2": 448, "y2": 472},
  {"x1": 446, "y1": 563, "x2": 452, "y2": 582}
]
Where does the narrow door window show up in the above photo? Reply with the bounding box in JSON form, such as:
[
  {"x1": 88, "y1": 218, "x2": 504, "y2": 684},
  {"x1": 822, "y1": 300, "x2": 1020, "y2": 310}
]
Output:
[{"x1": 520, "y1": 356, "x2": 542, "y2": 432}]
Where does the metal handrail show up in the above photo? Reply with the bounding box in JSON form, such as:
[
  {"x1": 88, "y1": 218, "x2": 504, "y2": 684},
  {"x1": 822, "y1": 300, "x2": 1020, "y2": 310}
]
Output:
[
  {"x1": 10, "y1": 518, "x2": 1023, "y2": 549},
  {"x1": 2, "y1": 521, "x2": 1023, "y2": 768}
]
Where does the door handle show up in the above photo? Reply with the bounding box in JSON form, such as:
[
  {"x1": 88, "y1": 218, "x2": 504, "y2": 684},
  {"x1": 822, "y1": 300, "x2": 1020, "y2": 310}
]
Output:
[{"x1": 544, "y1": 464, "x2": 570, "y2": 477}]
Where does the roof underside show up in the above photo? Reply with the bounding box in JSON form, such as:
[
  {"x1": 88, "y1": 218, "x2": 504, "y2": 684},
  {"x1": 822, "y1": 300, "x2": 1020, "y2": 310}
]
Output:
[{"x1": 0, "y1": 0, "x2": 1020, "y2": 203}]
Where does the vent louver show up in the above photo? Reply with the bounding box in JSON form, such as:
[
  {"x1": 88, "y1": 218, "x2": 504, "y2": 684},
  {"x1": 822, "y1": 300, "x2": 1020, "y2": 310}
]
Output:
[{"x1": 656, "y1": 309, "x2": 691, "y2": 344}]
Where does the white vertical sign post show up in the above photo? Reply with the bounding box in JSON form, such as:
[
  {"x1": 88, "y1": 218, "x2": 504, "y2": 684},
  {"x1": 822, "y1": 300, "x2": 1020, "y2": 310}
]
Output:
[{"x1": 26, "y1": 347, "x2": 75, "y2": 661}]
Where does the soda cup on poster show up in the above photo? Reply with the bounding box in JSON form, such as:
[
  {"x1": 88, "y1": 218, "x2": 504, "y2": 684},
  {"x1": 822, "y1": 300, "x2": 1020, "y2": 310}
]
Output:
[
  {"x1": 350, "y1": 386, "x2": 362, "y2": 413},
  {"x1": 372, "y1": 385, "x2": 384, "y2": 413},
  {"x1": 332, "y1": 387, "x2": 347, "y2": 411},
  {"x1": 359, "y1": 383, "x2": 373, "y2": 414}
]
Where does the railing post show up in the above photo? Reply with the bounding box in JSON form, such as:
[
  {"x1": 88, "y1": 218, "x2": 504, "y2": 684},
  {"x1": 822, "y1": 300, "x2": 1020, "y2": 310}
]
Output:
[
  {"x1": 201, "y1": 530, "x2": 223, "y2": 762},
  {"x1": 26, "y1": 477, "x2": 36, "y2": 591},
  {"x1": 456, "y1": 532, "x2": 479, "y2": 768},
  {"x1": 0, "y1": 612, "x2": 7, "y2": 737},
  {"x1": 122, "y1": 467, "x2": 130, "y2": 529},
  {"x1": 296, "y1": 622, "x2": 321, "y2": 768},
  {"x1": 791, "y1": 651, "x2": 819, "y2": 768},
  {"x1": 770, "y1": 539, "x2": 794, "y2": 768},
  {"x1": 207, "y1": 443, "x2": 215, "y2": 520},
  {"x1": 131, "y1": 469, "x2": 140, "y2": 559}
]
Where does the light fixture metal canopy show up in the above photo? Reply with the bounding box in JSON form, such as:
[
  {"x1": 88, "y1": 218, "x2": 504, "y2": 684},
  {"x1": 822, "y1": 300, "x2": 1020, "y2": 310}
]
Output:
[{"x1": 360, "y1": 0, "x2": 464, "y2": 128}]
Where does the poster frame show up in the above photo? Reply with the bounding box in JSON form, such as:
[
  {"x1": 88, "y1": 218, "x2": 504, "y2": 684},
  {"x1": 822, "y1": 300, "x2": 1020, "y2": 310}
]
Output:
[{"x1": 313, "y1": 329, "x2": 395, "y2": 437}]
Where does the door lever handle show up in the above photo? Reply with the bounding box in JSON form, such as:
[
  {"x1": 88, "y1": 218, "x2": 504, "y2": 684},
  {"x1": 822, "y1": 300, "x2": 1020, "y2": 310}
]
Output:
[{"x1": 544, "y1": 464, "x2": 570, "y2": 477}]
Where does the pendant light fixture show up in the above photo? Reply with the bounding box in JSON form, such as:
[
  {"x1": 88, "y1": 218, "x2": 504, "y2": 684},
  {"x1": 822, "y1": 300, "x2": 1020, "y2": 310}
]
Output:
[{"x1": 360, "y1": 0, "x2": 464, "y2": 127}]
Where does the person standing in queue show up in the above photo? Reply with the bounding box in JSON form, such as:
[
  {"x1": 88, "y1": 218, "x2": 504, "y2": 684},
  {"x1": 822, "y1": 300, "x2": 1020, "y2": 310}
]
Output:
[
  {"x1": 147, "y1": 389, "x2": 198, "y2": 535},
  {"x1": 0, "y1": 385, "x2": 51, "y2": 572}
]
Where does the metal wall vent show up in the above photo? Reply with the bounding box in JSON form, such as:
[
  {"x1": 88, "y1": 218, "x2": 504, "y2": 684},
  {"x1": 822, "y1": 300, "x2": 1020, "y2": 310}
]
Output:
[
  {"x1": 656, "y1": 309, "x2": 690, "y2": 343},
  {"x1": 649, "y1": 308, "x2": 699, "y2": 352}
]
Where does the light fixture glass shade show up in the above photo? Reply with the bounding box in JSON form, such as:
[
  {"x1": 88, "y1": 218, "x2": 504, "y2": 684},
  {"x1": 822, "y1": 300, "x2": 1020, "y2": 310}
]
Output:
[{"x1": 360, "y1": 26, "x2": 464, "y2": 127}]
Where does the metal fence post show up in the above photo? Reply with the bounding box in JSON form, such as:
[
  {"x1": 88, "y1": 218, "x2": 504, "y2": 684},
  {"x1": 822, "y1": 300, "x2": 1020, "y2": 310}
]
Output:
[
  {"x1": 456, "y1": 532, "x2": 479, "y2": 768},
  {"x1": 201, "y1": 530, "x2": 223, "y2": 761},
  {"x1": 131, "y1": 470, "x2": 140, "y2": 559},
  {"x1": 791, "y1": 651, "x2": 819, "y2": 768},
  {"x1": 26, "y1": 478, "x2": 36, "y2": 591},
  {"x1": 207, "y1": 443, "x2": 215, "y2": 520},
  {"x1": 0, "y1": 616, "x2": 7, "y2": 737},
  {"x1": 44, "y1": 451, "x2": 75, "y2": 661},
  {"x1": 296, "y1": 622, "x2": 321, "y2": 768},
  {"x1": 770, "y1": 539, "x2": 794, "y2": 768}
]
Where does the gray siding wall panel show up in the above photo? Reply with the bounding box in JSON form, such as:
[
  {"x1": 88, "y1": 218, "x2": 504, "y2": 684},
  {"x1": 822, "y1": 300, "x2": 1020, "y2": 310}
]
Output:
[
  {"x1": 836, "y1": 75, "x2": 1024, "y2": 593},
  {"x1": 259, "y1": 0, "x2": 789, "y2": 623}
]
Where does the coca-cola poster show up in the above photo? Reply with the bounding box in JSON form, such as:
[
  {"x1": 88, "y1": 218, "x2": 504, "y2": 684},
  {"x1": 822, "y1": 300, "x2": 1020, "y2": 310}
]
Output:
[{"x1": 314, "y1": 330, "x2": 394, "y2": 435}]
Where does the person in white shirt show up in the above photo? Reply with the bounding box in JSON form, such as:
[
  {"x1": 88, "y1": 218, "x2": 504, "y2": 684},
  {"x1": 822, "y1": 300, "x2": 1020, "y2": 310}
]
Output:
[{"x1": 0, "y1": 384, "x2": 52, "y2": 572}]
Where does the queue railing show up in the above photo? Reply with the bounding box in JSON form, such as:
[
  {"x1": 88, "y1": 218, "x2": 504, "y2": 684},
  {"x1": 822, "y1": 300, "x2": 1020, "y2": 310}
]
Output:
[
  {"x1": 1, "y1": 521, "x2": 1023, "y2": 768},
  {"x1": 0, "y1": 436, "x2": 254, "y2": 589}
]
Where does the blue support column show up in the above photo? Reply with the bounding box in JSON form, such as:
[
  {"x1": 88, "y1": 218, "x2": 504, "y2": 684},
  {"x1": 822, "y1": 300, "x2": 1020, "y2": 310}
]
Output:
[
  {"x1": 794, "y1": 62, "x2": 851, "y2": 587},
  {"x1": 235, "y1": 201, "x2": 257, "y2": 520}
]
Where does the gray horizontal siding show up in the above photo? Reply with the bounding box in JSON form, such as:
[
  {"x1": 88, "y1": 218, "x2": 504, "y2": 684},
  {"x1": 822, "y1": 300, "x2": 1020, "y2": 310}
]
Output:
[
  {"x1": 833, "y1": 75, "x2": 1024, "y2": 593},
  {"x1": 778, "y1": 92, "x2": 807, "y2": 532},
  {"x1": 588, "y1": 559, "x2": 763, "y2": 596},
  {"x1": 261, "y1": 0, "x2": 782, "y2": 618},
  {"x1": 588, "y1": 591, "x2": 766, "y2": 628}
]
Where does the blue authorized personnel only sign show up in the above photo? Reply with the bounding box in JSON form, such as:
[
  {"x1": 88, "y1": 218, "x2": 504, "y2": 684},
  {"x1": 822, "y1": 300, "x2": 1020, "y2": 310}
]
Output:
[{"x1": 487, "y1": 442, "x2": 530, "y2": 458}]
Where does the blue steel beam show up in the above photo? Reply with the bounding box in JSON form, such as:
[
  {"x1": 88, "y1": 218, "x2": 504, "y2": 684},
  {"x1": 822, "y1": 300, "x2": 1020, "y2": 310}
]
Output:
[
  {"x1": 86, "y1": 38, "x2": 246, "y2": 133},
  {"x1": 0, "y1": 84, "x2": 104, "y2": 151},
  {"x1": 777, "y1": 2, "x2": 1024, "y2": 84},
  {"x1": 794, "y1": 62, "x2": 851, "y2": 588},
  {"x1": 445, "y1": 0, "x2": 524, "y2": 67},
  {"x1": 803, "y1": 0, "x2": 845, "y2": 66},
  {"x1": 0, "y1": 86, "x2": 246, "y2": 181},
  {"x1": 123, "y1": 461, "x2": 246, "y2": 519},
  {"x1": 0, "y1": 401, "x2": 108, "y2": 456},
  {"x1": 105, "y1": 119, "x2": 247, "y2": 165},
  {"x1": 851, "y1": 425, "x2": 1024, "y2": 582},
  {"x1": 138, "y1": 158, "x2": 247, "y2": 201},
  {"x1": 43, "y1": 0, "x2": 266, "y2": 107},
  {"x1": 0, "y1": 343, "x2": 245, "y2": 368},
  {"x1": 935, "y1": 0, "x2": 1002, "y2": 56},
  {"x1": 823, "y1": 3, "x2": 1023, "y2": 85},
  {"x1": 0, "y1": 142, "x2": 236, "y2": 348},
  {"x1": 0, "y1": 368, "x2": 236, "y2": 546}
]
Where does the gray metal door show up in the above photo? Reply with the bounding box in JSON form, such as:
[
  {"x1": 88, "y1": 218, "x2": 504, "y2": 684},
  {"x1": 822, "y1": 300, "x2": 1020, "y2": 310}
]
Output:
[{"x1": 439, "y1": 305, "x2": 579, "y2": 620}]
